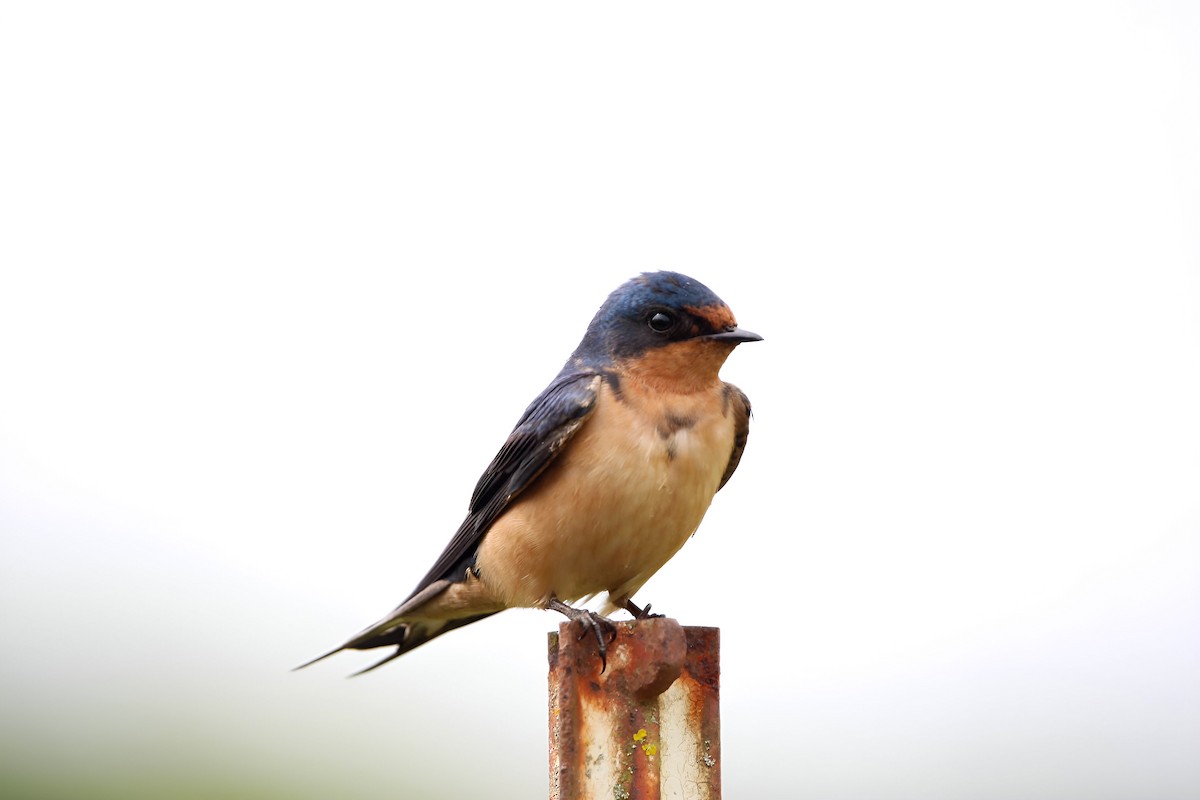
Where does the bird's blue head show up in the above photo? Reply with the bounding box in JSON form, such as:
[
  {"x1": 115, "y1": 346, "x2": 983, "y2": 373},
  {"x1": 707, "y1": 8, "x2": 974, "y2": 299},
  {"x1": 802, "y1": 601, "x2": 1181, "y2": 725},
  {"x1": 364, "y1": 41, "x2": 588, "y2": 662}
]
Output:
[{"x1": 569, "y1": 271, "x2": 761, "y2": 374}]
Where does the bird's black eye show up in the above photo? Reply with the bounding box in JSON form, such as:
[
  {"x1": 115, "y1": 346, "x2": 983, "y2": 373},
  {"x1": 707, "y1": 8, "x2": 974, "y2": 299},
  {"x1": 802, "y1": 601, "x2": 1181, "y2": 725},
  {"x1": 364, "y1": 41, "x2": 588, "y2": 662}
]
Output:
[{"x1": 648, "y1": 311, "x2": 675, "y2": 332}]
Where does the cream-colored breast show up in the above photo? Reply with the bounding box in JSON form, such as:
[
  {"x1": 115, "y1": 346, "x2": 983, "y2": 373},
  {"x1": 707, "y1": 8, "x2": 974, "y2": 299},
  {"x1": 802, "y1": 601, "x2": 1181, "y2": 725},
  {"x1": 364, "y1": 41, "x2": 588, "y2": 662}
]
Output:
[{"x1": 475, "y1": 378, "x2": 736, "y2": 609}]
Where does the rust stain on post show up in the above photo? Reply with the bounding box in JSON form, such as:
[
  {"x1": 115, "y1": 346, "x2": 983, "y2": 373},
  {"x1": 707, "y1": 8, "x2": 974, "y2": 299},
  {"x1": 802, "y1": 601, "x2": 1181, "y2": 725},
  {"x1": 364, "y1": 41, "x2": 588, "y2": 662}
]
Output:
[{"x1": 548, "y1": 619, "x2": 720, "y2": 800}]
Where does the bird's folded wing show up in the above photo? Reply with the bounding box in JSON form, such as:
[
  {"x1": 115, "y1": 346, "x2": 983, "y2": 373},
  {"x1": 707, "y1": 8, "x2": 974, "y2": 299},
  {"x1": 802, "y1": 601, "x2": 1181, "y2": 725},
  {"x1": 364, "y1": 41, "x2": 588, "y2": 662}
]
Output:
[
  {"x1": 403, "y1": 370, "x2": 602, "y2": 600},
  {"x1": 718, "y1": 383, "x2": 752, "y2": 491}
]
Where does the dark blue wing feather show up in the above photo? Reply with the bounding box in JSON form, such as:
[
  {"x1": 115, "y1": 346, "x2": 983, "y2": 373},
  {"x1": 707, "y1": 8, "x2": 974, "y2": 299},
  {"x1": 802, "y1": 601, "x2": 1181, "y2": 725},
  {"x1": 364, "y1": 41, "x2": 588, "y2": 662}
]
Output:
[
  {"x1": 404, "y1": 370, "x2": 601, "y2": 599},
  {"x1": 718, "y1": 383, "x2": 752, "y2": 491}
]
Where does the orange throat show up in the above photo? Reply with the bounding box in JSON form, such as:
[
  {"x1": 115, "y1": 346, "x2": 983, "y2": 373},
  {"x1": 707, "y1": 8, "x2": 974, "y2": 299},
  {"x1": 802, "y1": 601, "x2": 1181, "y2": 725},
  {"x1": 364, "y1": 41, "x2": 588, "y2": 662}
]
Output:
[{"x1": 616, "y1": 339, "x2": 736, "y2": 394}]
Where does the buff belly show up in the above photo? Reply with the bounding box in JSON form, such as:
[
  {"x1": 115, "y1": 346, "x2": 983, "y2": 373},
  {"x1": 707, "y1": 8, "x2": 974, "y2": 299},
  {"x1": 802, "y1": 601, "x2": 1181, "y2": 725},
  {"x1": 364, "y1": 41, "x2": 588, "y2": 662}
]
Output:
[{"x1": 474, "y1": 380, "x2": 735, "y2": 610}]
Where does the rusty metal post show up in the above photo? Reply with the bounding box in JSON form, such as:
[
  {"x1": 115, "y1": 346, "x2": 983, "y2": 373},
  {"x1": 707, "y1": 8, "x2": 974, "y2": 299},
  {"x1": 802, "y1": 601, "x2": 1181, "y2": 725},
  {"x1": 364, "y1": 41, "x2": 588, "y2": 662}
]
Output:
[{"x1": 548, "y1": 618, "x2": 720, "y2": 800}]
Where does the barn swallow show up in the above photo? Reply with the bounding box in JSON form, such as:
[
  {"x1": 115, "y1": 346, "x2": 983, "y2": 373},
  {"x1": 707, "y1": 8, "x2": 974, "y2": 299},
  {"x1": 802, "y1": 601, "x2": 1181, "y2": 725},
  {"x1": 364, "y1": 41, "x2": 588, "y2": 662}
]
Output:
[{"x1": 298, "y1": 271, "x2": 760, "y2": 675}]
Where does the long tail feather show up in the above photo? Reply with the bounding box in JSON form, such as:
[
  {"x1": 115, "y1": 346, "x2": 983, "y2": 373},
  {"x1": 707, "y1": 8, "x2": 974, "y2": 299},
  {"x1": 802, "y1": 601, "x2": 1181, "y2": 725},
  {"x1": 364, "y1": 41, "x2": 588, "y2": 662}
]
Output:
[{"x1": 294, "y1": 611, "x2": 500, "y2": 676}]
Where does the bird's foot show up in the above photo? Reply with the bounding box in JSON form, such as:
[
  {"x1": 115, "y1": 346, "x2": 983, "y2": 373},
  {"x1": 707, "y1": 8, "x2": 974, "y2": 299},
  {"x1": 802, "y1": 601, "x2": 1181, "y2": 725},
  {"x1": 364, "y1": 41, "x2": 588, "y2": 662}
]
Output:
[
  {"x1": 623, "y1": 599, "x2": 664, "y2": 620},
  {"x1": 548, "y1": 598, "x2": 618, "y2": 672}
]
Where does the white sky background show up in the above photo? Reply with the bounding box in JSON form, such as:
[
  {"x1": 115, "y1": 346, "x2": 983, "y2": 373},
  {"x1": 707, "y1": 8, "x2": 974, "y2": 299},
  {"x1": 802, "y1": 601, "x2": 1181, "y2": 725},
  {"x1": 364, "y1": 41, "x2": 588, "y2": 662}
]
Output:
[{"x1": 2, "y1": 2, "x2": 1198, "y2": 798}]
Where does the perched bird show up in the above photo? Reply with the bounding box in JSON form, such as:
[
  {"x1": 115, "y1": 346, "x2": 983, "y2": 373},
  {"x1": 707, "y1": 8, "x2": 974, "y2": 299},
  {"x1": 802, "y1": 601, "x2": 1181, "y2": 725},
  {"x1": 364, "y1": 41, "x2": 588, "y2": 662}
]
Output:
[{"x1": 299, "y1": 271, "x2": 761, "y2": 675}]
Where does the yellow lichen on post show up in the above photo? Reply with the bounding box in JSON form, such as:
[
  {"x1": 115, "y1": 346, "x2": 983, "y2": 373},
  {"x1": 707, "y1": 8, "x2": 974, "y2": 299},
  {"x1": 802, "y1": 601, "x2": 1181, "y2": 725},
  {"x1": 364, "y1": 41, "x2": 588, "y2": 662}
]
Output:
[{"x1": 548, "y1": 619, "x2": 720, "y2": 800}]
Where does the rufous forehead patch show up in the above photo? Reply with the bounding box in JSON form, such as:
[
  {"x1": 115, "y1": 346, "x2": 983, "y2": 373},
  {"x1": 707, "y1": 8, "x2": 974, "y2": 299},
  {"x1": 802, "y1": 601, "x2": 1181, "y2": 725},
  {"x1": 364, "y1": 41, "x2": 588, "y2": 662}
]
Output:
[{"x1": 686, "y1": 303, "x2": 737, "y2": 332}]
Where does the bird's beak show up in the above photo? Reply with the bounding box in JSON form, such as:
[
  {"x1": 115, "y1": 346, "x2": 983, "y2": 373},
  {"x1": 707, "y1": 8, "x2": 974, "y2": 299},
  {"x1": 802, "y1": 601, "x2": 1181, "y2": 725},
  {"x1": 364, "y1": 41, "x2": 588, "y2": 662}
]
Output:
[{"x1": 705, "y1": 327, "x2": 763, "y2": 344}]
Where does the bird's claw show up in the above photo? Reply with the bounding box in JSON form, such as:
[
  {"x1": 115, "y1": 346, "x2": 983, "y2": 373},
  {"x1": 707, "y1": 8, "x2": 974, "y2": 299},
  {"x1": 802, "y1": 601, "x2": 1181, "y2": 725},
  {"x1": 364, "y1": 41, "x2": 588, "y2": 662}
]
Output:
[
  {"x1": 622, "y1": 599, "x2": 664, "y2": 620},
  {"x1": 548, "y1": 598, "x2": 618, "y2": 672}
]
